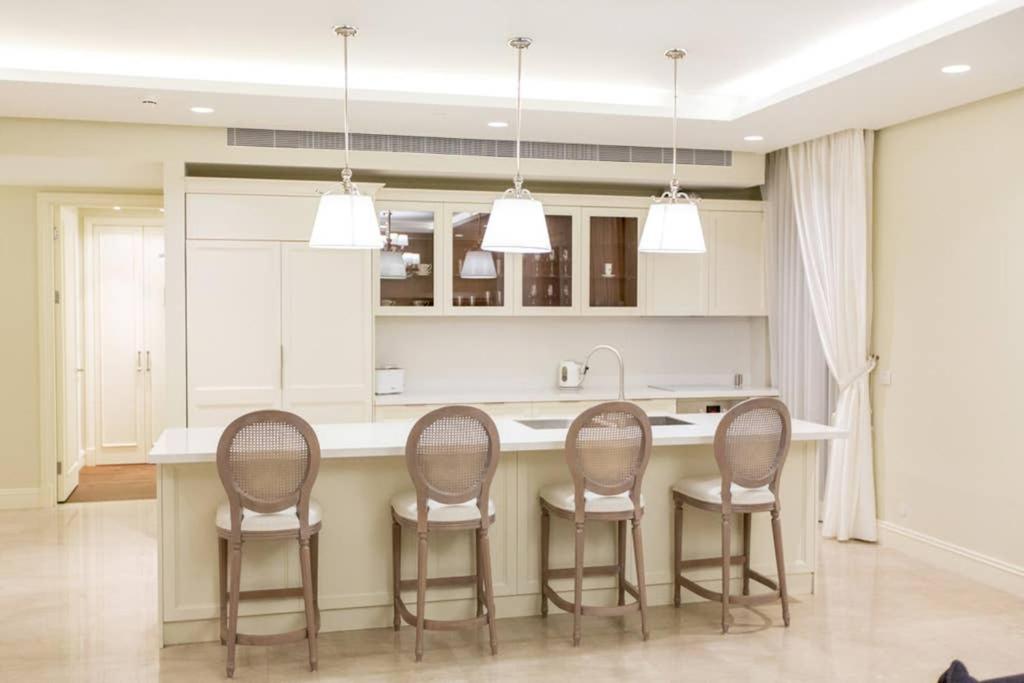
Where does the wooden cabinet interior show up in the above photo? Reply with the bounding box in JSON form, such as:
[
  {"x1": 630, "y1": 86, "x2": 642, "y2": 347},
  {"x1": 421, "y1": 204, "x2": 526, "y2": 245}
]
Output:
[
  {"x1": 588, "y1": 216, "x2": 638, "y2": 307},
  {"x1": 379, "y1": 210, "x2": 436, "y2": 309},
  {"x1": 522, "y1": 215, "x2": 573, "y2": 307},
  {"x1": 451, "y1": 212, "x2": 506, "y2": 307}
]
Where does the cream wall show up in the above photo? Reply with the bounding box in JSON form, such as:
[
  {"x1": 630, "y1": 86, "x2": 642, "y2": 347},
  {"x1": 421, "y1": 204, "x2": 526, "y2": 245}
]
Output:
[
  {"x1": 872, "y1": 87, "x2": 1024, "y2": 578},
  {"x1": 0, "y1": 187, "x2": 42, "y2": 499}
]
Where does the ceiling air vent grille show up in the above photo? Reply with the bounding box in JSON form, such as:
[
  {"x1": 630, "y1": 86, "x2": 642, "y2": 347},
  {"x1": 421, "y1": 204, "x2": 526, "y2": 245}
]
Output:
[{"x1": 226, "y1": 128, "x2": 732, "y2": 167}]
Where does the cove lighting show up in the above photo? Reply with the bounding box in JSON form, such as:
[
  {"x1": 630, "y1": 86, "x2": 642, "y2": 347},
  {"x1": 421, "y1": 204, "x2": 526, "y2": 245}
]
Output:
[{"x1": 941, "y1": 64, "x2": 971, "y2": 74}]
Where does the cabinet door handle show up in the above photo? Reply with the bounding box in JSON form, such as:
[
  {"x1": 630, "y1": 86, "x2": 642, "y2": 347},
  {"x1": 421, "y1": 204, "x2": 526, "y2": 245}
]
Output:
[
  {"x1": 146, "y1": 351, "x2": 151, "y2": 372},
  {"x1": 136, "y1": 351, "x2": 142, "y2": 372}
]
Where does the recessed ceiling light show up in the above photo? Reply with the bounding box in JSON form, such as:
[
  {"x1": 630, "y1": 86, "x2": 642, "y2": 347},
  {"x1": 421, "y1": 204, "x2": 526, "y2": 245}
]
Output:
[
  {"x1": 190, "y1": 106, "x2": 215, "y2": 114},
  {"x1": 941, "y1": 64, "x2": 971, "y2": 74},
  {"x1": 487, "y1": 121, "x2": 509, "y2": 128},
  {"x1": 744, "y1": 135, "x2": 764, "y2": 142},
  {"x1": 113, "y1": 206, "x2": 122, "y2": 211}
]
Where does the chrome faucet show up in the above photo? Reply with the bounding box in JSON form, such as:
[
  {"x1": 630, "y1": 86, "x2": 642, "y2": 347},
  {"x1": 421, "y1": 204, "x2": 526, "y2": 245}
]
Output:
[{"x1": 580, "y1": 345, "x2": 625, "y2": 400}]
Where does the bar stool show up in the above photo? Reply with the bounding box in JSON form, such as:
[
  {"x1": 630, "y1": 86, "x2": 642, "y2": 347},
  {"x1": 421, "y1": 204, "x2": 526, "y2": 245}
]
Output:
[
  {"x1": 672, "y1": 397, "x2": 792, "y2": 633},
  {"x1": 215, "y1": 410, "x2": 322, "y2": 678},
  {"x1": 390, "y1": 406, "x2": 500, "y2": 662},
  {"x1": 539, "y1": 401, "x2": 653, "y2": 646}
]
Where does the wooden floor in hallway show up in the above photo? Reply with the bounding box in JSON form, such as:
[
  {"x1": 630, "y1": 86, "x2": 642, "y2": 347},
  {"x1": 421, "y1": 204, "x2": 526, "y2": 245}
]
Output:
[
  {"x1": 65, "y1": 464, "x2": 157, "y2": 503},
  {"x1": 0, "y1": 499, "x2": 1022, "y2": 681}
]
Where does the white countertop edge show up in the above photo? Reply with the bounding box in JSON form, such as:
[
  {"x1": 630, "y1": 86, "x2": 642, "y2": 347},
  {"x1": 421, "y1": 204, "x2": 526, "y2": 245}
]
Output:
[
  {"x1": 373, "y1": 385, "x2": 779, "y2": 406},
  {"x1": 149, "y1": 413, "x2": 846, "y2": 465}
]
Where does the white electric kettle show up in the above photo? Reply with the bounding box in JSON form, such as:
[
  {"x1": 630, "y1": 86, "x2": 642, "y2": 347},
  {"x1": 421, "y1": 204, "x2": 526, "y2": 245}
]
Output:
[{"x1": 558, "y1": 360, "x2": 585, "y2": 388}]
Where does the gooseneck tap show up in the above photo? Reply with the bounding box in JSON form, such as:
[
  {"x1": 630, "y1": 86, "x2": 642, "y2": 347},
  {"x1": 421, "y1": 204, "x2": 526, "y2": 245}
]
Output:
[{"x1": 580, "y1": 345, "x2": 625, "y2": 400}]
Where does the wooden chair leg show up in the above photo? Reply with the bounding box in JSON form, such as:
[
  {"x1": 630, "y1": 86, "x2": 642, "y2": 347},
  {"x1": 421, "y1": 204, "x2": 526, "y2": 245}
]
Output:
[
  {"x1": 573, "y1": 521, "x2": 584, "y2": 647},
  {"x1": 721, "y1": 514, "x2": 732, "y2": 634},
  {"x1": 218, "y1": 537, "x2": 227, "y2": 645},
  {"x1": 481, "y1": 528, "x2": 499, "y2": 655},
  {"x1": 310, "y1": 532, "x2": 320, "y2": 628},
  {"x1": 672, "y1": 502, "x2": 683, "y2": 608},
  {"x1": 226, "y1": 541, "x2": 242, "y2": 678},
  {"x1": 299, "y1": 538, "x2": 318, "y2": 672},
  {"x1": 540, "y1": 508, "x2": 550, "y2": 617},
  {"x1": 392, "y1": 520, "x2": 402, "y2": 631},
  {"x1": 771, "y1": 509, "x2": 790, "y2": 627},
  {"x1": 415, "y1": 531, "x2": 428, "y2": 662},
  {"x1": 616, "y1": 520, "x2": 626, "y2": 607},
  {"x1": 742, "y1": 513, "x2": 752, "y2": 597},
  {"x1": 631, "y1": 518, "x2": 650, "y2": 641},
  {"x1": 475, "y1": 528, "x2": 484, "y2": 618}
]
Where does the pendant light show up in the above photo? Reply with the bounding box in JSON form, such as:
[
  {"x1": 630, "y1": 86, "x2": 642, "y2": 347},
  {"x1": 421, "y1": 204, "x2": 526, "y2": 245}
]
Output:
[
  {"x1": 379, "y1": 211, "x2": 408, "y2": 279},
  {"x1": 481, "y1": 37, "x2": 551, "y2": 254},
  {"x1": 460, "y1": 249, "x2": 498, "y2": 279},
  {"x1": 638, "y1": 49, "x2": 706, "y2": 254},
  {"x1": 309, "y1": 26, "x2": 383, "y2": 249}
]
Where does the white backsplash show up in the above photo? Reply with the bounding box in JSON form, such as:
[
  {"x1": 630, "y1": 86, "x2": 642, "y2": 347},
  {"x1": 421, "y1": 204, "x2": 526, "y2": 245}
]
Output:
[{"x1": 375, "y1": 317, "x2": 769, "y2": 393}]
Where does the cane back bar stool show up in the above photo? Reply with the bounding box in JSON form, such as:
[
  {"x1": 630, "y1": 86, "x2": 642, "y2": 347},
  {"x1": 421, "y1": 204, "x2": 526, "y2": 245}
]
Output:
[
  {"x1": 390, "y1": 406, "x2": 501, "y2": 662},
  {"x1": 215, "y1": 410, "x2": 322, "y2": 678},
  {"x1": 539, "y1": 401, "x2": 653, "y2": 646},
  {"x1": 672, "y1": 397, "x2": 793, "y2": 633}
]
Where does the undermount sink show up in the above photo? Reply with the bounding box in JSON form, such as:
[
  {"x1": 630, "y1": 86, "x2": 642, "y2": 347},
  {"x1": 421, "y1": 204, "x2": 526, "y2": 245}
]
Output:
[{"x1": 516, "y1": 415, "x2": 692, "y2": 430}]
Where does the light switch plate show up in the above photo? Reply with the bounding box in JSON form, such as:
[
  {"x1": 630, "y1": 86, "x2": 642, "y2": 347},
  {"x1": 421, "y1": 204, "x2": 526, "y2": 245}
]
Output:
[{"x1": 878, "y1": 370, "x2": 893, "y2": 386}]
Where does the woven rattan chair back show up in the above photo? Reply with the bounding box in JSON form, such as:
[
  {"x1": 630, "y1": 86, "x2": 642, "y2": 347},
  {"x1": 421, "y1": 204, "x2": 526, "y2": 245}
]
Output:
[
  {"x1": 713, "y1": 397, "x2": 792, "y2": 494},
  {"x1": 564, "y1": 401, "x2": 652, "y2": 507},
  {"x1": 404, "y1": 406, "x2": 500, "y2": 519},
  {"x1": 216, "y1": 410, "x2": 321, "y2": 526}
]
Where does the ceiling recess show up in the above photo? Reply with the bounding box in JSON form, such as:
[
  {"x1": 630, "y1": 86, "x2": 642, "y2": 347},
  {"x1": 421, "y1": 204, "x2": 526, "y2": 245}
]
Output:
[{"x1": 226, "y1": 128, "x2": 733, "y2": 167}]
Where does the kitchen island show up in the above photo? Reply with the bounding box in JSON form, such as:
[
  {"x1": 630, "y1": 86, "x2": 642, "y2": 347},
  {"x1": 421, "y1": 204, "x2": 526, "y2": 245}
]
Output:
[{"x1": 150, "y1": 412, "x2": 844, "y2": 645}]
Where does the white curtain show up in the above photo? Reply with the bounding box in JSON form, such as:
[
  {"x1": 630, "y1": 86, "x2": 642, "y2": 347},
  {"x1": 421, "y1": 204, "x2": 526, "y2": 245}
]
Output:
[
  {"x1": 764, "y1": 149, "x2": 830, "y2": 428},
  {"x1": 788, "y1": 129, "x2": 877, "y2": 542}
]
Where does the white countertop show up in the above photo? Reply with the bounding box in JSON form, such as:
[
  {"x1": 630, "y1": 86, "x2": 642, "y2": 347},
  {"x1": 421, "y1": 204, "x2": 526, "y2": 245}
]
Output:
[
  {"x1": 150, "y1": 412, "x2": 845, "y2": 464},
  {"x1": 373, "y1": 384, "x2": 779, "y2": 406}
]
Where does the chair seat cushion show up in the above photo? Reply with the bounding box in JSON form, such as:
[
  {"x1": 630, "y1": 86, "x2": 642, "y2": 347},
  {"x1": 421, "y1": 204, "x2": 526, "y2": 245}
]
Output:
[
  {"x1": 539, "y1": 483, "x2": 643, "y2": 513},
  {"x1": 215, "y1": 500, "x2": 322, "y2": 533},
  {"x1": 390, "y1": 490, "x2": 495, "y2": 523},
  {"x1": 672, "y1": 476, "x2": 775, "y2": 506}
]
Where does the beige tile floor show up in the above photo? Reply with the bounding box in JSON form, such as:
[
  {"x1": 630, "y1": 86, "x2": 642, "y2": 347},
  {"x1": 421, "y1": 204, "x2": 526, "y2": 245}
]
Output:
[{"x1": 1, "y1": 499, "x2": 1022, "y2": 682}]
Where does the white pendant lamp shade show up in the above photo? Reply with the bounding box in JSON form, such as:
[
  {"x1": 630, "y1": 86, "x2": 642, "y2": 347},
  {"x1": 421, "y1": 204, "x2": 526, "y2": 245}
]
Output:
[
  {"x1": 310, "y1": 25, "x2": 381, "y2": 250},
  {"x1": 482, "y1": 37, "x2": 551, "y2": 255},
  {"x1": 639, "y1": 202, "x2": 705, "y2": 253},
  {"x1": 310, "y1": 193, "x2": 382, "y2": 249},
  {"x1": 641, "y1": 48, "x2": 706, "y2": 254},
  {"x1": 482, "y1": 197, "x2": 550, "y2": 254},
  {"x1": 379, "y1": 250, "x2": 408, "y2": 279},
  {"x1": 460, "y1": 249, "x2": 498, "y2": 279}
]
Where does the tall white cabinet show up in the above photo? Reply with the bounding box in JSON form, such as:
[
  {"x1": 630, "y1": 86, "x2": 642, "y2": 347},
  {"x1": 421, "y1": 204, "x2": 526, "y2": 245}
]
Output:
[
  {"x1": 92, "y1": 223, "x2": 165, "y2": 464},
  {"x1": 184, "y1": 183, "x2": 373, "y2": 428}
]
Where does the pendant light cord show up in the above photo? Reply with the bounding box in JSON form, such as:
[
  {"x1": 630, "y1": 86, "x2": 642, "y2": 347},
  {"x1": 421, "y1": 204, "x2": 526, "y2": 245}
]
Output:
[
  {"x1": 514, "y1": 41, "x2": 525, "y2": 190},
  {"x1": 671, "y1": 54, "x2": 678, "y2": 188},
  {"x1": 343, "y1": 31, "x2": 352, "y2": 180}
]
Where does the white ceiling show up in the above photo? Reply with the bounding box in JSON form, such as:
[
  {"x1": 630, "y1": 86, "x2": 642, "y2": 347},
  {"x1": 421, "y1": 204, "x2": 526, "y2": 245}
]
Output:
[{"x1": 1, "y1": 0, "x2": 1023, "y2": 151}]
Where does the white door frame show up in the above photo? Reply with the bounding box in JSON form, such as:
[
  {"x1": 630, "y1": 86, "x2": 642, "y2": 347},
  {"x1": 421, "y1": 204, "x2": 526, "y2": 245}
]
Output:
[
  {"x1": 36, "y1": 192, "x2": 163, "y2": 507},
  {"x1": 83, "y1": 216, "x2": 165, "y2": 467}
]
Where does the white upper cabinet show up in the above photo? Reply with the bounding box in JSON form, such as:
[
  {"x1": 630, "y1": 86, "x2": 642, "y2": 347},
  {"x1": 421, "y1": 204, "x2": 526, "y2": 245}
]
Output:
[
  {"x1": 373, "y1": 201, "x2": 444, "y2": 316},
  {"x1": 444, "y1": 203, "x2": 513, "y2": 315},
  {"x1": 186, "y1": 240, "x2": 282, "y2": 427},
  {"x1": 709, "y1": 210, "x2": 766, "y2": 316},
  {"x1": 644, "y1": 210, "x2": 710, "y2": 316},
  {"x1": 186, "y1": 193, "x2": 320, "y2": 241},
  {"x1": 581, "y1": 208, "x2": 647, "y2": 316},
  {"x1": 282, "y1": 244, "x2": 372, "y2": 422},
  {"x1": 514, "y1": 206, "x2": 581, "y2": 316}
]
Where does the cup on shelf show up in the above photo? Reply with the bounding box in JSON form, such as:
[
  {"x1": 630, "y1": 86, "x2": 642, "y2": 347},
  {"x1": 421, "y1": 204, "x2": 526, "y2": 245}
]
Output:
[
  {"x1": 417, "y1": 263, "x2": 432, "y2": 276},
  {"x1": 603, "y1": 262, "x2": 614, "y2": 277}
]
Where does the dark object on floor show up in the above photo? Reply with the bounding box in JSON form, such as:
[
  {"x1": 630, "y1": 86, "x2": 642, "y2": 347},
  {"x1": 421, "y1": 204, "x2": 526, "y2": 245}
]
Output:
[
  {"x1": 65, "y1": 464, "x2": 157, "y2": 503},
  {"x1": 938, "y1": 660, "x2": 1024, "y2": 683}
]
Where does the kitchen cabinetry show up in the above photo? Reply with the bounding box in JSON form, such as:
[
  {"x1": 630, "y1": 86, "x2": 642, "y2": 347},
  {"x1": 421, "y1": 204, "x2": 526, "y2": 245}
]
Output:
[
  {"x1": 374, "y1": 201, "x2": 443, "y2": 315},
  {"x1": 581, "y1": 208, "x2": 647, "y2": 316},
  {"x1": 644, "y1": 208, "x2": 765, "y2": 317},
  {"x1": 515, "y1": 207, "x2": 581, "y2": 315},
  {"x1": 185, "y1": 187, "x2": 373, "y2": 428},
  {"x1": 444, "y1": 203, "x2": 513, "y2": 314}
]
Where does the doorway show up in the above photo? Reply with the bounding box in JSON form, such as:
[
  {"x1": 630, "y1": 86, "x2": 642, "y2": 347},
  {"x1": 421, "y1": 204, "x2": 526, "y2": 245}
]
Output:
[{"x1": 52, "y1": 204, "x2": 164, "y2": 503}]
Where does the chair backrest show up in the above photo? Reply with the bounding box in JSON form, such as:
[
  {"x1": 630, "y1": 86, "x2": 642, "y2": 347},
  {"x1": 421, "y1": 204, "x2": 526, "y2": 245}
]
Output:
[
  {"x1": 404, "y1": 406, "x2": 501, "y2": 525},
  {"x1": 216, "y1": 410, "x2": 321, "y2": 532},
  {"x1": 564, "y1": 401, "x2": 652, "y2": 513},
  {"x1": 713, "y1": 397, "x2": 791, "y2": 498}
]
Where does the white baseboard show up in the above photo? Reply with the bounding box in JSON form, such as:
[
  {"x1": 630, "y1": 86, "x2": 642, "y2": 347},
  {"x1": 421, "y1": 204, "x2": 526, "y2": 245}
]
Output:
[
  {"x1": 0, "y1": 487, "x2": 45, "y2": 510},
  {"x1": 878, "y1": 520, "x2": 1024, "y2": 598}
]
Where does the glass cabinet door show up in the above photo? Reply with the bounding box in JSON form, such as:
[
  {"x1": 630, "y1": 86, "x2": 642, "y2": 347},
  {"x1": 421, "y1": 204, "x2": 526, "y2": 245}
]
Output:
[
  {"x1": 448, "y1": 208, "x2": 509, "y2": 313},
  {"x1": 583, "y1": 209, "x2": 645, "y2": 314},
  {"x1": 518, "y1": 210, "x2": 578, "y2": 314},
  {"x1": 375, "y1": 202, "x2": 442, "y2": 315}
]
